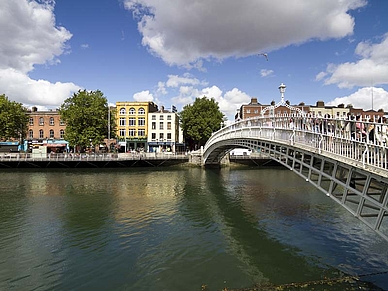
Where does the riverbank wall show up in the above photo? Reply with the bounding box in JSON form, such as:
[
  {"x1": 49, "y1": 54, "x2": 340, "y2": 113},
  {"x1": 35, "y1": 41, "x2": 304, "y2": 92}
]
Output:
[{"x1": 0, "y1": 152, "x2": 278, "y2": 168}]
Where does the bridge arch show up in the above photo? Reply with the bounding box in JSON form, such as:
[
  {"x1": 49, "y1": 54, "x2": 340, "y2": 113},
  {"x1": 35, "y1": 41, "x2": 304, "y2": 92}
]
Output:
[{"x1": 203, "y1": 114, "x2": 388, "y2": 242}]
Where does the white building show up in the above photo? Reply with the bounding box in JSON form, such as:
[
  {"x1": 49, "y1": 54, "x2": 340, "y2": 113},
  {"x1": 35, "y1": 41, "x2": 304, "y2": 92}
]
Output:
[{"x1": 147, "y1": 106, "x2": 184, "y2": 153}]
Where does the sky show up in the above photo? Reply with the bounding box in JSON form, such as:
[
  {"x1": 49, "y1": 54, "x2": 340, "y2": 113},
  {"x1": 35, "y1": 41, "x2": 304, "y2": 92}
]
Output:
[{"x1": 1, "y1": 0, "x2": 388, "y2": 122}]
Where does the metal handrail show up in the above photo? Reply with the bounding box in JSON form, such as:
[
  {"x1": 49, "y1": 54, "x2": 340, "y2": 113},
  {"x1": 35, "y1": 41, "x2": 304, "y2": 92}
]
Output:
[{"x1": 205, "y1": 114, "x2": 388, "y2": 172}]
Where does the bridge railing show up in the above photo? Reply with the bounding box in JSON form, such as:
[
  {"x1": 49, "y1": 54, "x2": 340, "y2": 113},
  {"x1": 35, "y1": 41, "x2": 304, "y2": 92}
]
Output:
[{"x1": 205, "y1": 114, "x2": 388, "y2": 171}]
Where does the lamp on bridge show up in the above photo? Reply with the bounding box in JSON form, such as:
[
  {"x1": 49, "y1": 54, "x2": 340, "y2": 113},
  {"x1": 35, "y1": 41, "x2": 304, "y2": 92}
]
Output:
[
  {"x1": 261, "y1": 82, "x2": 288, "y2": 116},
  {"x1": 278, "y1": 83, "x2": 286, "y2": 104}
]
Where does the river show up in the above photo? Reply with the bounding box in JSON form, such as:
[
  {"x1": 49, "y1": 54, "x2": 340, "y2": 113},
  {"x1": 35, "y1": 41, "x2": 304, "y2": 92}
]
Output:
[{"x1": 0, "y1": 167, "x2": 387, "y2": 290}]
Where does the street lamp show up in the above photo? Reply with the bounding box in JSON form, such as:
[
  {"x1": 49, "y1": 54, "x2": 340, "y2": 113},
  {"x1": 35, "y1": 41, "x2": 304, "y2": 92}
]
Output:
[{"x1": 278, "y1": 82, "x2": 286, "y2": 103}]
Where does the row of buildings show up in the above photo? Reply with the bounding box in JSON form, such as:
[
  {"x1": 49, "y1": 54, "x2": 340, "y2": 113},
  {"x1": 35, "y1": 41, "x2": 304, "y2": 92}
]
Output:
[
  {"x1": 235, "y1": 83, "x2": 385, "y2": 120},
  {"x1": 22, "y1": 101, "x2": 184, "y2": 153},
  {"x1": 3, "y1": 87, "x2": 384, "y2": 153}
]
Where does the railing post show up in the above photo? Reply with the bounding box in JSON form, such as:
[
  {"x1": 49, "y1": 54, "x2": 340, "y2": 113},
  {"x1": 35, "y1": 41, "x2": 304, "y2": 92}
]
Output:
[
  {"x1": 318, "y1": 134, "x2": 323, "y2": 154},
  {"x1": 290, "y1": 129, "x2": 295, "y2": 145},
  {"x1": 362, "y1": 143, "x2": 368, "y2": 169}
]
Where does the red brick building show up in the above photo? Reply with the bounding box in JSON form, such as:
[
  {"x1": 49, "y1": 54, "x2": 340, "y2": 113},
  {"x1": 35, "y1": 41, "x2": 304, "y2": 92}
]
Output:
[{"x1": 25, "y1": 107, "x2": 68, "y2": 152}]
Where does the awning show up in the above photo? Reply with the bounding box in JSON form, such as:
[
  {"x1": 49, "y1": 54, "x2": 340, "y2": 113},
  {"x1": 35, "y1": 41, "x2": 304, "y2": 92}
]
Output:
[
  {"x1": 46, "y1": 144, "x2": 67, "y2": 147},
  {"x1": 148, "y1": 142, "x2": 173, "y2": 146}
]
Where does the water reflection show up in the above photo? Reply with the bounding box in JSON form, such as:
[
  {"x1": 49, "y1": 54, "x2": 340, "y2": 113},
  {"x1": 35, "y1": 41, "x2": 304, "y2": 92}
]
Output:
[{"x1": 0, "y1": 168, "x2": 387, "y2": 290}]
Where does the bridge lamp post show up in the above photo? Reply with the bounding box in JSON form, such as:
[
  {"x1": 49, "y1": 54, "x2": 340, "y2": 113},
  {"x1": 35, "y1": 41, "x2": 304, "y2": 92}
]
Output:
[{"x1": 278, "y1": 83, "x2": 286, "y2": 104}]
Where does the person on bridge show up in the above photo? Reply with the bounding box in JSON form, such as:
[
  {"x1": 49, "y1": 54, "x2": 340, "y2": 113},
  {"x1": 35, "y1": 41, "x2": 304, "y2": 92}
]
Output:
[
  {"x1": 355, "y1": 115, "x2": 366, "y2": 141},
  {"x1": 342, "y1": 113, "x2": 356, "y2": 140}
]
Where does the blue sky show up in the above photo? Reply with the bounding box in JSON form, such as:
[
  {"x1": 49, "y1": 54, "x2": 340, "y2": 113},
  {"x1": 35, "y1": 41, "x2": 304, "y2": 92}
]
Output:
[{"x1": 1, "y1": 0, "x2": 388, "y2": 121}]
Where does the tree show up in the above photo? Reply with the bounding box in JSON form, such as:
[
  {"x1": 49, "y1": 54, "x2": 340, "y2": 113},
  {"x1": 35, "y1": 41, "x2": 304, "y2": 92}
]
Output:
[
  {"x1": 179, "y1": 96, "x2": 225, "y2": 150},
  {"x1": 59, "y1": 90, "x2": 116, "y2": 151},
  {"x1": 0, "y1": 94, "x2": 28, "y2": 141}
]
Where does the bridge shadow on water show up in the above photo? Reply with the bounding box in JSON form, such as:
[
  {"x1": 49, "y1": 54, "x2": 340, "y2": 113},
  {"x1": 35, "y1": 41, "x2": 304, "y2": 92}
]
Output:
[{"x1": 198, "y1": 168, "x2": 385, "y2": 291}]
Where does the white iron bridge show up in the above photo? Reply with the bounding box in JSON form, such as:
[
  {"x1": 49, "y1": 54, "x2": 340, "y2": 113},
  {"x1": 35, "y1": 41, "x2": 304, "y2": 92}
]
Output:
[{"x1": 203, "y1": 114, "x2": 388, "y2": 242}]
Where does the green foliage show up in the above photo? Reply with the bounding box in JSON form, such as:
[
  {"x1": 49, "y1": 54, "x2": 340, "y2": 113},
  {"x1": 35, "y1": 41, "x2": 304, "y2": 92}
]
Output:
[
  {"x1": 179, "y1": 96, "x2": 225, "y2": 148},
  {"x1": 0, "y1": 94, "x2": 28, "y2": 141},
  {"x1": 59, "y1": 90, "x2": 116, "y2": 149}
]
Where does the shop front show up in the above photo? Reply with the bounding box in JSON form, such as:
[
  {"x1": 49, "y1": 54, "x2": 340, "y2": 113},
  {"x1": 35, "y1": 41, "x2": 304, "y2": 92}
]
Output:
[
  {"x1": 118, "y1": 137, "x2": 147, "y2": 153},
  {"x1": 25, "y1": 139, "x2": 69, "y2": 153},
  {"x1": 148, "y1": 141, "x2": 174, "y2": 153}
]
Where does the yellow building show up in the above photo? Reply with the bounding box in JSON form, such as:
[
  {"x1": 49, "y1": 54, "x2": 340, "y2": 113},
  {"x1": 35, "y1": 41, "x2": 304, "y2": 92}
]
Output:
[{"x1": 116, "y1": 101, "x2": 158, "y2": 152}]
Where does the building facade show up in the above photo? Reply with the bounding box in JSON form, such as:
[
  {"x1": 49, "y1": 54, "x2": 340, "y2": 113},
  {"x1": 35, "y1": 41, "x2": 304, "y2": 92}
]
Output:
[
  {"x1": 25, "y1": 107, "x2": 68, "y2": 152},
  {"x1": 147, "y1": 106, "x2": 183, "y2": 153},
  {"x1": 235, "y1": 98, "x2": 310, "y2": 120},
  {"x1": 116, "y1": 101, "x2": 158, "y2": 152},
  {"x1": 309, "y1": 101, "x2": 349, "y2": 118}
]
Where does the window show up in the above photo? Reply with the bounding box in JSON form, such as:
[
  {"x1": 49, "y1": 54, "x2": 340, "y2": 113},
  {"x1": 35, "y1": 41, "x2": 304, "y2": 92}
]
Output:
[
  {"x1": 29, "y1": 117, "x2": 34, "y2": 125},
  {"x1": 49, "y1": 117, "x2": 54, "y2": 126},
  {"x1": 60, "y1": 119, "x2": 65, "y2": 125},
  {"x1": 119, "y1": 117, "x2": 126, "y2": 126},
  {"x1": 29, "y1": 130, "x2": 33, "y2": 139},
  {"x1": 138, "y1": 117, "x2": 145, "y2": 126},
  {"x1": 49, "y1": 129, "x2": 54, "y2": 138},
  {"x1": 39, "y1": 117, "x2": 44, "y2": 125},
  {"x1": 159, "y1": 122, "x2": 164, "y2": 130},
  {"x1": 138, "y1": 108, "x2": 145, "y2": 115},
  {"x1": 254, "y1": 110, "x2": 258, "y2": 114},
  {"x1": 119, "y1": 129, "x2": 126, "y2": 136},
  {"x1": 246, "y1": 109, "x2": 251, "y2": 113},
  {"x1": 129, "y1": 118, "x2": 136, "y2": 126},
  {"x1": 120, "y1": 108, "x2": 126, "y2": 115},
  {"x1": 138, "y1": 129, "x2": 145, "y2": 137},
  {"x1": 129, "y1": 129, "x2": 136, "y2": 137},
  {"x1": 60, "y1": 129, "x2": 64, "y2": 139},
  {"x1": 152, "y1": 122, "x2": 156, "y2": 130},
  {"x1": 167, "y1": 122, "x2": 171, "y2": 130},
  {"x1": 152, "y1": 133, "x2": 156, "y2": 140},
  {"x1": 39, "y1": 129, "x2": 44, "y2": 138},
  {"x1": 160, "y1": 115, "x2": 164, "y2": 120},
  {"x1": 167, "y1": 115, "x2": 171, "y2": 120},
  {"x1": 159, "y1": 133, "x2": 164, "y2": 140},
  {"x1": 167, "y1": 133, "x2": 171, "y2": 140},
  {"x1": 152, "y1": 115, "x2": 156, "y2": 120},
  {"x1": 129, "y1": 108, "x2": 136, "y2": 115}
]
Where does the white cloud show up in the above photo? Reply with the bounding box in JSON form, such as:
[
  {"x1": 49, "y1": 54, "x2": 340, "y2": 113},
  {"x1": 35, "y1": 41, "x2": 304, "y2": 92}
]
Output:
[
  {"x1": 0, "y1": 0, "x2": 78, "y2": 107},
  {"x1": 327, "y1": 87, "x2": 388, "y2": 111},
  {"x1": 201, "y1": 86, "x2": 223, "y2": 100},
  {"x1": 81, "y1": 44, "x2": 89, "y2": 49},
  {"x1": 317, "y1": 33, "x2": 388, "y2": 88},
  {"x1": 123, "y1": 0, "x2": 366, "y2": 68},
  {"x1": 166, "y1": 74, "x2": 202, "y2": 87},
  {"x1": 0, "y1": 0, "x2": 72, "y2": 73},
  {"x1": 315, "y1": 71, "x2": 327, "y2": 81},
  {"x1": 260, "y1": 69, "x2": 274, "y2": 77},
  {"x1": 133, "y1": 90, "x2": 154, "y2": 101},
  {"x1": 156, "y1": 81, "x2": 167, "y2": 95},
  {"x1": 179, "y1": 86, "x2": 194, "y2": 95},
  {"x1": 0, "y1": 68, "x2": 81, "y2": 106},
  {"x1": 218, "y1": 88, "x2": 251, "y2": 120},
  {"x1": 170, "y1": 82, "x2": 251, "y2": 121}
]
